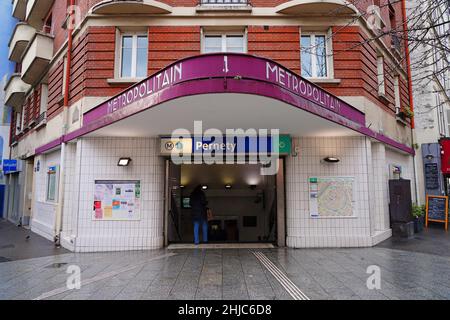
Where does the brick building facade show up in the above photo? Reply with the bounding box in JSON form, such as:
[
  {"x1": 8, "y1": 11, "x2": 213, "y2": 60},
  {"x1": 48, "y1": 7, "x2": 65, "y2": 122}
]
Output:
[{"x1": 4, "y1": 0, "x2": 416, "y2": 251}]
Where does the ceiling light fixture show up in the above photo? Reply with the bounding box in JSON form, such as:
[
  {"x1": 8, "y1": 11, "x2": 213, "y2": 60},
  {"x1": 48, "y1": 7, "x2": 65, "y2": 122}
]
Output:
[
  {"x1": 117, "y1": 157, "x2": 132, "y2": 166},
  {"x1": 323, "y1": 157, "x2": 340, "y2": 163}
]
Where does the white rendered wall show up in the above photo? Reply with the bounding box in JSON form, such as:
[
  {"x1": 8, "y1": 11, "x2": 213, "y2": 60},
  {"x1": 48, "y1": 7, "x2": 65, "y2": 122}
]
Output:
[{"x1": 61, "y1": 137, "x2": 165, "y2": 252}]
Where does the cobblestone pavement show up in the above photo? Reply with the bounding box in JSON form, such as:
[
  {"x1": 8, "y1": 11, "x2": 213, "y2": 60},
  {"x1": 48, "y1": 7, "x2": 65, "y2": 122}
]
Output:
[{"x1": 1, "y1": 244, "x2": 450, "y2": 300}]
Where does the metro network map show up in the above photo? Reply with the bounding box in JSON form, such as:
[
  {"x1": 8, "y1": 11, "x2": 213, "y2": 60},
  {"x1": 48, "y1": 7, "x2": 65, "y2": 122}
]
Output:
[{"x1": 309, "y1": 177, "x2": 354, "y2": 217}]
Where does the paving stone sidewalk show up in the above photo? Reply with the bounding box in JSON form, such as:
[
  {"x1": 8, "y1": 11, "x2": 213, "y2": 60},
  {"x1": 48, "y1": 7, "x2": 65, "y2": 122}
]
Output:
[
  {"x1": 0, "y1": 245, "x2": 449, "y2": 300},
  {"x1": 1, "y1": 220, "x2": 450, "y2": 300}
]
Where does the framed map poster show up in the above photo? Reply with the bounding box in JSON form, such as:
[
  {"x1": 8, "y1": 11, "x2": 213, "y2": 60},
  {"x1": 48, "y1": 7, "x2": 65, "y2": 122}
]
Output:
[
  {"x1": 93, "y1": 180, "x2": 141, "y2": 221},
  {"x1": 309, "y1": 176, "x2": 355, "y2": 218}
]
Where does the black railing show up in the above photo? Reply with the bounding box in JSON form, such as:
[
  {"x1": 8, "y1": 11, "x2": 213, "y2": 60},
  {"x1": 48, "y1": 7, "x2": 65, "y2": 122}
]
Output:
[{"x1": 199, "y1": 0, "x2": 250, "y2": 5}]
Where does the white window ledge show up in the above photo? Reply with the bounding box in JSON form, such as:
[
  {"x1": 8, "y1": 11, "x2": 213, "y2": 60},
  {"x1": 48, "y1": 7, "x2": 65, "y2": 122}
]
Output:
[
  {"x1": 107, "y1": 78, "x2": 145, "y2": 85},
  {"x1": 378, "y1": 92, "x2": 391, "y2": 104},
  {"x1": 309, "y1": 78, "x2": 341, "y2": 84},
  {"x1": 396, "y1": 115, "x2": 409, "y2": 126}
]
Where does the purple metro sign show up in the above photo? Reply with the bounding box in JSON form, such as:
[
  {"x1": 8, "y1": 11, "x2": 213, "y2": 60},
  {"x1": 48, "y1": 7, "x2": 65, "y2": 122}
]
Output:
[{"x1": 83, "y1": 53, "x2": 364, "y2": 127}]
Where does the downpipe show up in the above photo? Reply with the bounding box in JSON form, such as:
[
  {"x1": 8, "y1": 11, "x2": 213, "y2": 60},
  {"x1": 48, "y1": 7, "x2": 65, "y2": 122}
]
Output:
[
  {"x1": 54, "y1": 0, "x2": 74, "y2": 247},
  {"x1": 54, "y1": 141, "x2": 66, "y2": 247}
]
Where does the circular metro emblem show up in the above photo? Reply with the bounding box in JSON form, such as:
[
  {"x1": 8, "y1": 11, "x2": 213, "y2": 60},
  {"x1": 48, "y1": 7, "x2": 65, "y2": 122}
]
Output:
[{"x1": 165, "y1": 141, "x2": 174, "y2": 151}]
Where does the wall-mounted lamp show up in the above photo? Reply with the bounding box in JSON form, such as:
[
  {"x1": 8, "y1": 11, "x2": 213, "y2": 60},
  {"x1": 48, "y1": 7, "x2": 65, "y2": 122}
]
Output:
[
  {"x1": 323, "y1": 157, "x2": 340, "y2": 163},
  {"x1": 249, "y1": 184, "x2": 257, "y2": 190},
  {"x1": 118, "y1": 157, "x2": 132, "y2": 166},
  {"x1": 179, "y1": 185, "x2": 185, "y2": 189},
  {"x1": 225, "y1": 184, "x2": 232, "y2": 189},
  {"x1": 425, "y1": 154, "x2": 434, "y2": 160},
  {"x1": 202, "y1": 185, "x2": 208, "y2": 190}
]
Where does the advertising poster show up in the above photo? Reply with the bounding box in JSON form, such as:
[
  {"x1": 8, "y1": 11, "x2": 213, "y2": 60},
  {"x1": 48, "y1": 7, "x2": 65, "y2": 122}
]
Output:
[{"x1": 93, "y1": 180, "x2": 141, "y2": 221}]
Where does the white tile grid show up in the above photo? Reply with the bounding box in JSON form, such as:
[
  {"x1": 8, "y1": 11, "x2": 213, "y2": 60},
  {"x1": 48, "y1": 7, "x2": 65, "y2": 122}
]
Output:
[
  {"x1": 286, "y1": 136, "x2": 372, "y2": 248},
  {"x1": 371, "y1": 143, "x2": 390, "y2": 232},
  {"x1": 62, "y1": 143, "x2": 77, "y2": 236},
  {"x1": 69, "y1": 137, "x2": 165, "y2": 252}
]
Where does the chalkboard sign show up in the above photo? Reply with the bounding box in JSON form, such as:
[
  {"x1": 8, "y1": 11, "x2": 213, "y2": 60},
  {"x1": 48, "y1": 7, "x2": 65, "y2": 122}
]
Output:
[
  {"x1": 425, "y1": 195, "x2": 448, "y2": 231},
  {"x1": 424, "y1": 163, "x2": 439, "y2": 190}
]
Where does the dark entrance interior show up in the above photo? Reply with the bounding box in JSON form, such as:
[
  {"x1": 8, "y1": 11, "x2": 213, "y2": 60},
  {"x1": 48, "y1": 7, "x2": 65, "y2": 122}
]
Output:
[{"x1": 166, "y1": 162, "x2": 278, "y2": 244}]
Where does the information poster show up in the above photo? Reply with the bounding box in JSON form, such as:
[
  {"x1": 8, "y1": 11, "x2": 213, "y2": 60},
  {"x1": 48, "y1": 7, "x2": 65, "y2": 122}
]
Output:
[
  {"x1": 93, "y1": 180, "x2": 141, "y2": 221},
  {"x1": 309, "y1": 176, "x2": 355, "y2": 218}
]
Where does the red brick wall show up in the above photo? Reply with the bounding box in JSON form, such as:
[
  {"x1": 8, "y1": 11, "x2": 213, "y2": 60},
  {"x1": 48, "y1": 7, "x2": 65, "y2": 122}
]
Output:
[
  {"x1": 10, "y1": 111, "x2": 16, "y2": 145},
  {"x1": 27, "y1": 86, "x2": 41, "y2": 124},
  {"x1": 148, "y1": 26, "x2": 201, "y2": 74},
  {"x1": 47, "y1": 58, "x2": 64, "y2": 120},
  {"x1": 52, "y1": 0, "x2": 69, "y2": 52},
  {"x1": 40, "y1": 25, "x2": 202, "y2": 121},
  {"x1": 18, "y1": 85, "x2": 42, "y2": 130},
  {"x1": 35, "y1": 24, "x2": 411, "y2": 123},
  {"x1": 248, "y1": 26, "x2": 300, "y2": 73},
  {"x1": 320, "y1": 26, "x2": 409, "y2": 116},
  {"x1": 82, "y1": 26, "x2": 123, "y2": 98},
  {"x1": 50, "y1": 0, "x2": 408, "y2": 56}
]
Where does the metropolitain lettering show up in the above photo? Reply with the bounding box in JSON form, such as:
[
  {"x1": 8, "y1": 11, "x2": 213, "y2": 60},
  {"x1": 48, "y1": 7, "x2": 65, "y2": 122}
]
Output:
[
  {"x1": 266, "y1": 61, "x2": 341, "y2": 112},
  {"x1": 107, "y1": 63, "x2": 182, "y2": 114}
]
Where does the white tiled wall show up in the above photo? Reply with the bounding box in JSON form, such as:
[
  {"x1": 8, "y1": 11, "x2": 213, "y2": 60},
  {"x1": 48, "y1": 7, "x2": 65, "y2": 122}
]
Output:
[
  {"x1": 286, "y1": 136, "x2": 373, "y2": 248},
  {"x1": 61, "y1": 137, "x2": 165, "y2": 252},
  {"x1": 285, "y1": 137, "x2": 414, "y2": 248},
  {"x1": 48, "y1": 135, "x2": 413, "y2": 251},
  {"x1": 370, "y1": 142, "x2": 392, "y2": 244},
  {"x1": 31, "y1": 150, "x2": 60, "y2": 241},
  {"x1": 60, "y1": 142, "x2": 78, "y2": 250}
]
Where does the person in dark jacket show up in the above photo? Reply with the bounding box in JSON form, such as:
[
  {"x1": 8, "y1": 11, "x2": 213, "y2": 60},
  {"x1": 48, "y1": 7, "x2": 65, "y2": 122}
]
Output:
[{"x1": 189, "y1": 185, "x2": 208, "y2": 245}]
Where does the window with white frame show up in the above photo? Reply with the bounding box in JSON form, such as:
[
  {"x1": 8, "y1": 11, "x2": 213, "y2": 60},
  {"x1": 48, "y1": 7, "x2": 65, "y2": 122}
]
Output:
[
  {"x1": 46, "y1": 165, "x2": 59, "y2": 202},
  {"x1": 377, "y1": 56, "x2": 386, "y2": 95},
  {"x1": 301, "y1": 33, "x2": 331, "y2": 78},
  {"x1": 393, "y1": 76, "x2": 401, "y2": 114},
  {"x1": 40, "y1": 84, "x2": 48, "y2": 116},
  {"x1": 202, "y1": 32, "x2": 247, "y2": 53},
  {"x1": 118, "y1": 33, "x2": 148, "y2": 78},
  {"x1": 15, "y1": 112, "x2": 21, "y2": 135},
  {"x1": 21, "y1": 109, "x2": 25, "y2": 130}
]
